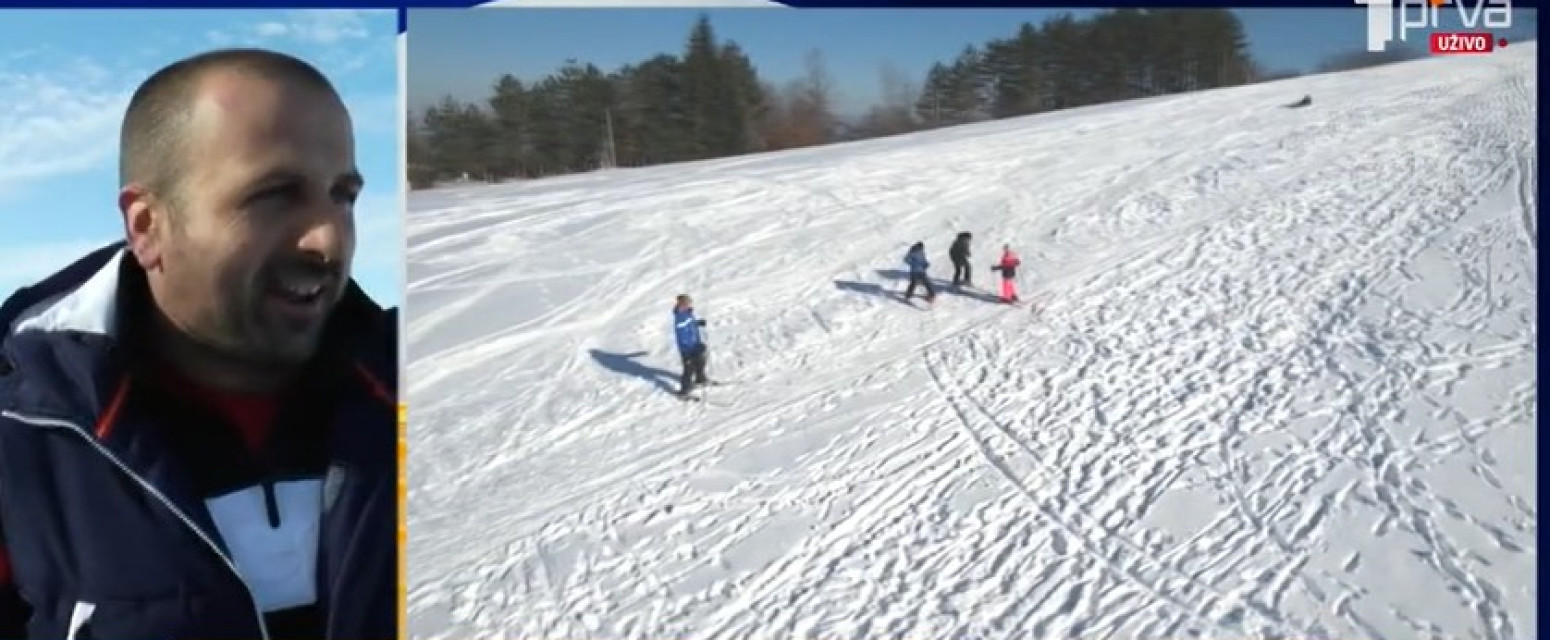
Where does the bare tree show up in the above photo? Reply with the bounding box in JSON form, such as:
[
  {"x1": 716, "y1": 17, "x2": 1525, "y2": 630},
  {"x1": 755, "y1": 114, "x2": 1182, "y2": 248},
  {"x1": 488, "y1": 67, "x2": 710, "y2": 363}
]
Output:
[
  {"x1": 856, "y1": 62, "x2": 918, "y2": 138},
  {"x1": 784, "y1": 49, "x2": 837, "y2": 146},
  {"x1": 804, "y1": 50, "x2": 836, "y2": 125},
  {"x1": 879, "y1": 62, "x2": 917, "y2": 114}
]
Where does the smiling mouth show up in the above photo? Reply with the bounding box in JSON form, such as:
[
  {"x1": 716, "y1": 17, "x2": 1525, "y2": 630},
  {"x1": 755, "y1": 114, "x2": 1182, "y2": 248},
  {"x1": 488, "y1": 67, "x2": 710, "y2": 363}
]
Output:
[
  {"x1": 265, "y1": 269, "x2": 336, "y2": 317},
  {"x1": 273, "y1": 281, "x2": 324, "y2": 304}
]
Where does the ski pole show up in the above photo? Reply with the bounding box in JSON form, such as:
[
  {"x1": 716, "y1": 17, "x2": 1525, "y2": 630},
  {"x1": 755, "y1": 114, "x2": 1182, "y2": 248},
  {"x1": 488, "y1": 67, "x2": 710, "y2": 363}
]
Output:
[{"x1": 701, "y1": 321, "x2": 711, "y2": 402}]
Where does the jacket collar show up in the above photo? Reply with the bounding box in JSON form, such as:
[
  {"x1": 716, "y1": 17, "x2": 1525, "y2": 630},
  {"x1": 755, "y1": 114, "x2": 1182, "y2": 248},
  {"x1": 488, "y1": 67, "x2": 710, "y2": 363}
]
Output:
[{"x1": 1, "y1": 241, "x2": 126, "y2": 339}]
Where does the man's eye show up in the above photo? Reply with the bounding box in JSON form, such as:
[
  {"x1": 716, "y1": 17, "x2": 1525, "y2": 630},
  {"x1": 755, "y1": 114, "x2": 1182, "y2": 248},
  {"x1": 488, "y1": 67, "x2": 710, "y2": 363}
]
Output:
[{"x1": 253, "y1": 184, "x2": 300, "y2": 204}]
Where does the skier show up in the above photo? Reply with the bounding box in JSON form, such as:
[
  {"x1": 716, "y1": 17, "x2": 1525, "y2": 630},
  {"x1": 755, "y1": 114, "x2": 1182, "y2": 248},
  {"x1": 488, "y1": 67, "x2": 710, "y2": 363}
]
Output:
[
  {"x1": 990, "y1": 244, "x2": 1022, "y2": 303},
  {"x1": 672, "y1": 294, "x2": 710, "y2": 397},
  {"x1": 903, "y1": 241, "x2": 937, "y2": 304},
  {"x1": 949, "y1": 231, "x2": 973, "y2": 287}
]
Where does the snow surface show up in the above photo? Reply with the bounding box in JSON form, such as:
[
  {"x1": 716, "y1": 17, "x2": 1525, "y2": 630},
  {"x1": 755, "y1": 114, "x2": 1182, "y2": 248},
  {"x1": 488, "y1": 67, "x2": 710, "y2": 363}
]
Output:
[{"x1": 406, "y1": 45, "x2": 1538, "y2": 640}]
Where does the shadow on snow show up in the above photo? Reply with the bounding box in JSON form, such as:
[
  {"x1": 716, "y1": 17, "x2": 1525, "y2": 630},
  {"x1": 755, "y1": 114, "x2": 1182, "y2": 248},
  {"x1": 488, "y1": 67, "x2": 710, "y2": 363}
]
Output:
[
  {"x1": 589, "y1": 349, "x2": 678, "y2": 393},
  {"x1": 872, "y1": 268, "x2": 1005, "y2": 304}
]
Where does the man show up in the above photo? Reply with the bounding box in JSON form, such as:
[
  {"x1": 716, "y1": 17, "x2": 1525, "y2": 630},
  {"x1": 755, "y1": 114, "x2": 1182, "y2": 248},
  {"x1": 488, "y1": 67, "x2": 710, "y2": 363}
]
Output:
[
  {"x1": 948, "y1": 231, "x2": 973, "y2": 288},
  {"x1": 0, "y1": 48, "x2": 397, "y2": 639},
  {"x1": 672, "y1": 294, "x2": 710, "y2": 397},
  {"x1": 902, "y1": 241, "x2": 936, "y2": 304}
]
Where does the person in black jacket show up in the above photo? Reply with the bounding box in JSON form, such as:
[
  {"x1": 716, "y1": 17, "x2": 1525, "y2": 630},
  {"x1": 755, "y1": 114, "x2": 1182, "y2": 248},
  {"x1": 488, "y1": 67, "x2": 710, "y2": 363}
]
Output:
[
  {"x1": 0, "y1": 47, "x2": 397, "y2": 640},
  {"x1": 949, "y1": 231, "x2": 973, "y2": 287}
]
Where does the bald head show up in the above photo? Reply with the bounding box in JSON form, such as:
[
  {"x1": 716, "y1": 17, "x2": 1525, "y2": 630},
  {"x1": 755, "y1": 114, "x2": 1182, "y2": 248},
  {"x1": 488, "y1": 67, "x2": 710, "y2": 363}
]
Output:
[{"x1": 119, "y1": 48, "x2": 342, "y2": 197}]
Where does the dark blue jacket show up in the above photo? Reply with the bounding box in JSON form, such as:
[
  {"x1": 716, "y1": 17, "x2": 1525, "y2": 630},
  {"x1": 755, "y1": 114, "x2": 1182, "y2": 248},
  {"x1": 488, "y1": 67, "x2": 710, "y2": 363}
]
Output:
[
  {"x1": 904, "y1": 246, "x2": 929, "y2": 275},
  {"x1": 0, "y1": 242, "x2": 398, "y2": 639},
  {"x1": 673, "y1": 307, "x2": 704, "y2": 355}
]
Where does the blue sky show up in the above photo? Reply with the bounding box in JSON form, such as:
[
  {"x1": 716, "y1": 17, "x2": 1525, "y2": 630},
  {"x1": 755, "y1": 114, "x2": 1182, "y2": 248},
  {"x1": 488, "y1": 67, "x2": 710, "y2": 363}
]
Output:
[
  {"x1": 0, "y1": 9, "x2": 402, "y2": 306},
  {"x1": 407, "y1": 6, "x2": 1536, "y2": 117}
]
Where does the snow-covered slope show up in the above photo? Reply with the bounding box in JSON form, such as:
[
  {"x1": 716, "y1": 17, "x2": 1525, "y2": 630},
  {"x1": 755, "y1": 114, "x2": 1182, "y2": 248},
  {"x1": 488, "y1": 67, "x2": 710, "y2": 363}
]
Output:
[{"x1": 406, "y1": 45, "x2": 1537, "y2": 640}]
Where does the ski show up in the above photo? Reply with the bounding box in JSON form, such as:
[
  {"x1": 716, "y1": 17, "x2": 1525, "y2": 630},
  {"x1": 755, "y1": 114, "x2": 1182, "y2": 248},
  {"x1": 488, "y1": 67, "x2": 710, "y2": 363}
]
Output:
[
  {"x1": 676, "y1": 392, "x2": 734, "y2": 407},
  {"x1": 674, "y1": 381, "x2": 728, "y2": 402}
]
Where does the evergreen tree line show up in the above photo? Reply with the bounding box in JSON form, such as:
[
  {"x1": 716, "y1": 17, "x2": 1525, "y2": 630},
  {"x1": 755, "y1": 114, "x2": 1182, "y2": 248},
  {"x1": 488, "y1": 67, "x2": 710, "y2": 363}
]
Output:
[{"x1": 407, "y1": 10, "x2": 1362, "y2": 188}]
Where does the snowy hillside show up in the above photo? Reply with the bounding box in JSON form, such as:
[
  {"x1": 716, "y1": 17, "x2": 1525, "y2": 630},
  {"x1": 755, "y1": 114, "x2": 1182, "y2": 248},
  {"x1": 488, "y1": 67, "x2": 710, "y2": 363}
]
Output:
[{"x1": 406, "y1": 44, "x2": 1537, "y2": 640}]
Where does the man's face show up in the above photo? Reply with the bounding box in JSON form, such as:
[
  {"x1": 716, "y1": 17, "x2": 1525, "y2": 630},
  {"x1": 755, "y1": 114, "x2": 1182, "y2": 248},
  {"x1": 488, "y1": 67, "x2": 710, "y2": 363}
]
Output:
[{"x1": 133, "y1": 70, "x2": 360, "y2": 366}]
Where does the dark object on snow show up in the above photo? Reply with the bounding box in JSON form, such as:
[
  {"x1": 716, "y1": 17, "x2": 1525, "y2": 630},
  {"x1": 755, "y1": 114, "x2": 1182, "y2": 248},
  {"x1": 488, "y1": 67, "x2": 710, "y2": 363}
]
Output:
[
  {"x1": 1284, "y1": 94, "x2": 1312, "y2": 109},
  {"x1": 949, "y1": 232, "x2": 973, "y2": 286}
]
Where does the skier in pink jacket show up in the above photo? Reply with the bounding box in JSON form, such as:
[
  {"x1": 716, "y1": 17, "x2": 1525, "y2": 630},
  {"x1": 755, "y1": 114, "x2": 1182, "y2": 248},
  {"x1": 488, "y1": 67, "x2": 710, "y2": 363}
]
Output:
[{"x1": 991, "y1": 245, "x2": 1021, "y2": 303}]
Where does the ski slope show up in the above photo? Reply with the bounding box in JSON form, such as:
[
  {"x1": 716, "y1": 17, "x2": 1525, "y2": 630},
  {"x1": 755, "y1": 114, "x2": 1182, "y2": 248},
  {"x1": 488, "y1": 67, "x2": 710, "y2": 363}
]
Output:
[{"x1": 406, "y1": 45, "x2": 1537, "y2": 640}]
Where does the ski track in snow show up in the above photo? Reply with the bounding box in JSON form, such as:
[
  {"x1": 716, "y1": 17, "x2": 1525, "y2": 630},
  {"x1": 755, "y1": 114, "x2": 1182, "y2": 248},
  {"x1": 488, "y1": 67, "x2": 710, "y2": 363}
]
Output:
[{"x1": 406, "y1": 47, "x2": 1537, "y2": 640}]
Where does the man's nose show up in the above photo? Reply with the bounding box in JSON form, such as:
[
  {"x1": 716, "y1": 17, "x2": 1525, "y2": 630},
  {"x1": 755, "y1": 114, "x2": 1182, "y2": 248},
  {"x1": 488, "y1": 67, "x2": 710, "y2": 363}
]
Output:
[{"x1": 295, "y1": 198, "x2": 353, "y2": 264}]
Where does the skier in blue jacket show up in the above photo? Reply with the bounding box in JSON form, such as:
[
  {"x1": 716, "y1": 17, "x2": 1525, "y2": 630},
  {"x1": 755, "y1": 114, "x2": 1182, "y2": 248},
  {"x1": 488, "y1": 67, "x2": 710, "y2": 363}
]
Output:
[
  {"x1": 673, "y1": 294, "x2": 710, "y2": 396},
  {"x1": 903, "y1": 241, "x2": 937, "y2": 304}
]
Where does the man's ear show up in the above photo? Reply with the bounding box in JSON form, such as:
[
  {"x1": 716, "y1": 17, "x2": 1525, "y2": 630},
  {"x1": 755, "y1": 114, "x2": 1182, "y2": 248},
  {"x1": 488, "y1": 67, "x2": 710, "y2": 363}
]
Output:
[{"x1": 119, "y1": 184, "x2": 162, "y2": 269}]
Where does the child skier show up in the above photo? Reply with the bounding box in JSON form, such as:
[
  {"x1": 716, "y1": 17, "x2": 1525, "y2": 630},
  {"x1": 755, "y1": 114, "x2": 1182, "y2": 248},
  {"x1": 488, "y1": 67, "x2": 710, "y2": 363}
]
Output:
[
  {"x1": 949, "y1": 231, "x2": 973, "y2": 287},
  {"x1": 990, "y1": 244, "x2": 1021, "y2": 303},
  {"x1": 672, "y1": 294, "x2": 710, "y2": 396},
  {"x1": 903, "y1": 241, "x2": 937, "y2": 304}
]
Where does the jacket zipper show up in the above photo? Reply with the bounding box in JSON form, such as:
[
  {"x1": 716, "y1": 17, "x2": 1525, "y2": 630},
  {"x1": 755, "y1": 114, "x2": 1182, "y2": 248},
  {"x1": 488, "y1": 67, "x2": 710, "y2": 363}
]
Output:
[
  {"x1": 261, "y1": 480, "x2": 281, "y2": 528},
  {"x1": 1, "y1": 410, "x2": 272, "y2": 640}
]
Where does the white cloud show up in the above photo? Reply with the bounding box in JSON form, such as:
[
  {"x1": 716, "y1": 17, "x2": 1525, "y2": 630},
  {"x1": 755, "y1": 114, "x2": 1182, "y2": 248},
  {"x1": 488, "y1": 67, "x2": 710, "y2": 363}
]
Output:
[
  {"x1": 208, "y1": 10, "x2": 384, "y2": 47},
  {"x1": 0, "y1": 237, "x2": 117, "y2": 297},
  {"x1": 277, "y1": 10, "x2": 376, "y2": 45},
  {"x1": 0, "y1": 49, "x2": 41, "y2": 65},
  {"x1": 254, "y1": 22, "x2": 291, "y2": 39},
  {"x1": 205, "y1": 10, "x2": 395, "y2": 82},
  {"x1": 0, "y1": 56, "x2": 133, "y2": 199}
]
